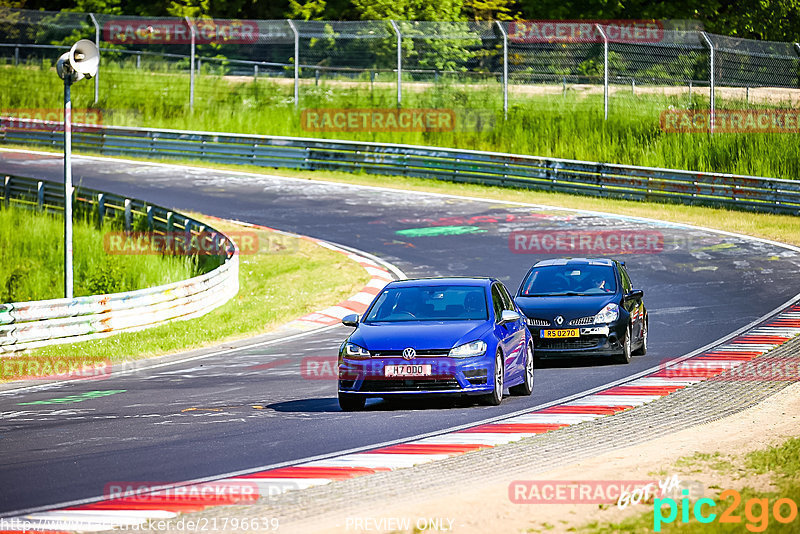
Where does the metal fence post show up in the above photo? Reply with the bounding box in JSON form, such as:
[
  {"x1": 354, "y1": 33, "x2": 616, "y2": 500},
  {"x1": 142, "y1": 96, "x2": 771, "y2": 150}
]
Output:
[
  {"x1": 185, "y1": 16, "x2": 196, "y2": 111},
  {"x1": 701, "y1": 32, "x2": 715, "y2": 133},
  {"x1": 390, "y1": 20, "x2": 402, "y2": 107},
  {"x1": 37, "y1": 181, "x2": 44, "y2": 211},
  {"x1": 496, "y1": 21, "x2": 508, "y2": 120},
  {"x1": 795, "y1": 43, "x2": 800, "y2": 87},
  {"x1": 89, "y1": 13, "x2": 100, "y2": 104},
  {"x1": 124, "y1": 198, "x2": 132, "y2": 232},
  {"x1": 63, "y1": 77, "x2": 74, "y2": 299},
  {"x1": 287, "y1": 20, "x2": 299, "y2": 108},
  {"x1": 14, "y1": 46, "x2": 18, "y2": 66},
  {"x1": 595, "y1": 24, "x2": 608, "y2": 120}
]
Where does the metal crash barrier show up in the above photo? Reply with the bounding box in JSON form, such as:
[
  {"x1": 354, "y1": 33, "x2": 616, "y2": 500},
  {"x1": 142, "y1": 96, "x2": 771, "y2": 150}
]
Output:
[{"x1": 2, "y1": 118, "x2": 799, "y2": 215}]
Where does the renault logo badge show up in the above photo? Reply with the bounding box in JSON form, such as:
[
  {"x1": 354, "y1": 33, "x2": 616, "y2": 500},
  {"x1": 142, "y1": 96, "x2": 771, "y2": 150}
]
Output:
[
  {"x1": 554, "y1": 315, "x2": 564, "y2": 326},
  {"x1": 402, "y1": 347, "x2": 416, "y2": 360}
]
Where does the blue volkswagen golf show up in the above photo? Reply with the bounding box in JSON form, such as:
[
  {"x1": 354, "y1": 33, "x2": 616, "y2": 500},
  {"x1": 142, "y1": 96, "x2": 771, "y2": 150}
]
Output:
[{"x1": 337, "y1": 278, "x2": 534, "y2": 411}]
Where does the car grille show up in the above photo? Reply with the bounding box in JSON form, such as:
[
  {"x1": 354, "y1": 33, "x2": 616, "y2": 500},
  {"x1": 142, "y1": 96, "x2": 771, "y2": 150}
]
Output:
[
  {"x1": 369, "y1": 349, "x2": 451, "y2": 358},
  {"x1": 569, "y1": 316, "x2": 595, "y2": 326},
  {"x1": 537, "y1": 338, "x2": 601, "y2": 350},
  {"x1": 360, "y1": 378, "x2": 461, "y2": 391},
  {"x1": 527, "y1": 318, "x2": 550, "y2": 327}
]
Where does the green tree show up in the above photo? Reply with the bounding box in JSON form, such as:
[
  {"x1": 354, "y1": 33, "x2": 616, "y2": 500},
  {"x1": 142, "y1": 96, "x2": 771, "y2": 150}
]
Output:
[
  {"x1": 287, "y1": 0, "x2": 327, "y2": 20},
  {"x1": 463, "y1": 0, "x2": 520, "y2": 21},
  {"x1": 350, "y1": 0, "x2": 464, "y2": 21}
]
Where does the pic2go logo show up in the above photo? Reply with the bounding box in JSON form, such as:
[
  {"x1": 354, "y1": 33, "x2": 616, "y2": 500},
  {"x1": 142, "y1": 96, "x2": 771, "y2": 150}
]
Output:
[{"x1": 654, "y1": 489, "x2": 799, "y2": 532}]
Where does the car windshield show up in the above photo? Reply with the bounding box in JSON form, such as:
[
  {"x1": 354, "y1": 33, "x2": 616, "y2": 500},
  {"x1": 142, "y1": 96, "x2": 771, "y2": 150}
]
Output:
[
  {"x1": 519, "y1": 265, "x2": 617, "y2": 296},
  {"x1": 364, "y1": 285, "x2": 488, "y2": 323}
]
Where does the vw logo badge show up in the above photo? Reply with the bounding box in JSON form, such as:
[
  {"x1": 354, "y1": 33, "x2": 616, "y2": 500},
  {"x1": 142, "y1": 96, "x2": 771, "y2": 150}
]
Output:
[
  {"x1": 402, "y1": 347, "x2": 416, "y2": 360},
  {"x1": 554, "y1": 315, "x2": 564, "y2": 326}
]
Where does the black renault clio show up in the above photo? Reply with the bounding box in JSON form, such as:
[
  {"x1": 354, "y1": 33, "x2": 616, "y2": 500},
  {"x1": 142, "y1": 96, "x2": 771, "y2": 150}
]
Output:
[{"x1": 514, "y1": 258, "x2": 647, "y2": 364}]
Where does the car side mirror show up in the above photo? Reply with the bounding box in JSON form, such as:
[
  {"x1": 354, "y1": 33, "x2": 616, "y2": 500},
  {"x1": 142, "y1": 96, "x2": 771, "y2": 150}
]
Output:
[
  {"x1": 499, "y1": 310, "x2": 521, "y2": 324},
  {"x1": 625, "y1": 289, "x2": 644, "y2": 301},
  {"x1": 341, "y1": 314, "x2": 360, "y2": 327}
]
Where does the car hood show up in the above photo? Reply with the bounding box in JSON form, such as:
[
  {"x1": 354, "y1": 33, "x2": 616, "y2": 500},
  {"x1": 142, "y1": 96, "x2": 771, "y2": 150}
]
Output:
[
  {"x1": 515, "y1": 295, "x2": 618, "y2": 321},
  {"x1": 351, "y1": 321, "x2": 492, "y2": 351}
]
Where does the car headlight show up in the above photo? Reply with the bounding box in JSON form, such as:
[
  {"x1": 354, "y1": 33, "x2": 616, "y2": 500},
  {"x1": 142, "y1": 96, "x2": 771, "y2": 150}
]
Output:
[
  {"x1": 345, "y1": 342, "x2": 370, "y2": 359},
  {"x1": 594, "y1": 303, "x2": 619, "y2": 324},
  {"x1": 449, "y1": 340, "x2": 487, "y2": 358}
]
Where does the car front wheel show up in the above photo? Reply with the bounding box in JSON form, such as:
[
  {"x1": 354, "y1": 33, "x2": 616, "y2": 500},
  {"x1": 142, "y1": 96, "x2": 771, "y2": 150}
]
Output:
[
  {"x1": 633, "y1": 317, "x2": 648, "y2": 356},
  {"x1": 614, "y1": 325, "x2": 632, "y2": 364},
  {"x1": 482, "y1": 350, "x2": 504, "y2": 406},
  {"x1": 510, "y1": 342, "x2": 534, "y2": 396}
]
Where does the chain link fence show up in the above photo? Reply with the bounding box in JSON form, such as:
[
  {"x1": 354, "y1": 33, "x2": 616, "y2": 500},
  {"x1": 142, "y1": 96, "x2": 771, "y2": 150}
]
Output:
[{"x1": 2, "y1": 8, "x2": 800, "y2": 122}]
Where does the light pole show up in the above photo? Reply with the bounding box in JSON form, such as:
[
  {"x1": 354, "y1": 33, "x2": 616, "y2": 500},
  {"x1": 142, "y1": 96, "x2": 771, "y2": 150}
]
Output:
[{"x1": 56, "y1": 39, "x2": 99, "y2": 299}]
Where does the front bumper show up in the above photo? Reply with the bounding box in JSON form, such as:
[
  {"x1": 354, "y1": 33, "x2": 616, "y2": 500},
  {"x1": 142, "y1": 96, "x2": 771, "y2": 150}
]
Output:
[
  {"x1": 530, "y1": 324, "x2": 625, "y2": 357},
  {"x1": 338, "y1": 356, "x2": 495, "y2": 396}
]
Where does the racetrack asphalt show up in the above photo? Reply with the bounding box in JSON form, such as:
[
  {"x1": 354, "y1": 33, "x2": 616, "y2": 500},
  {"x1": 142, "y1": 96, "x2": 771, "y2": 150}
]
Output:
[{"x1": 1, "y1": 150, "x2": 799, "y2": 516}]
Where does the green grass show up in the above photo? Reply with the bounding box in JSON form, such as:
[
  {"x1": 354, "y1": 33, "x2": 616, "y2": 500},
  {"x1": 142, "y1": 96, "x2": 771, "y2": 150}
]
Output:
[
  {"x1": 747, "y1": 437, "x2": 800, "y2": 479},
  {"x1": 3, "y1": 60, "x2": 800, "y2": 179},
  {"x1": 0, "y1": 203, "x2": 198, "y2": 302},
  {"x1": 24, "y1": 215, "x2": 369, "y2": 364}
]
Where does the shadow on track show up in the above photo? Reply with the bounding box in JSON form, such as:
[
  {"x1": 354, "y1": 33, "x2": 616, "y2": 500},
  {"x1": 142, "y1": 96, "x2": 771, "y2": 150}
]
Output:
[
  {"x1": 534, "y1": 356, "x2": 622, "y2": 369},
  {"x1": 268, "y1": 395, "x2": 486, "y2": 413}
]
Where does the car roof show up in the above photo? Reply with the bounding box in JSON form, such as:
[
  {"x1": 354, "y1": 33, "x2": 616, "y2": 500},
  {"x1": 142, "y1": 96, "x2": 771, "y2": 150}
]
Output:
[
  {"x1": 385, "y1": 277, "x2": 496, "y2": 288},
  {"x1": 532, "y1": 258, "x2": 616, "y2": 268}
]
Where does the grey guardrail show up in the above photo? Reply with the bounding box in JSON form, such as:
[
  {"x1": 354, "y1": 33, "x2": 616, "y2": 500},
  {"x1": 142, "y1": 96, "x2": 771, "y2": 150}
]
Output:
[
  {"x1": 2, "y1": 118, "x2": 799, "y2": 215},
  {"x1": 0, "y1": 174, "x2": 239, "y2": 352}
]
